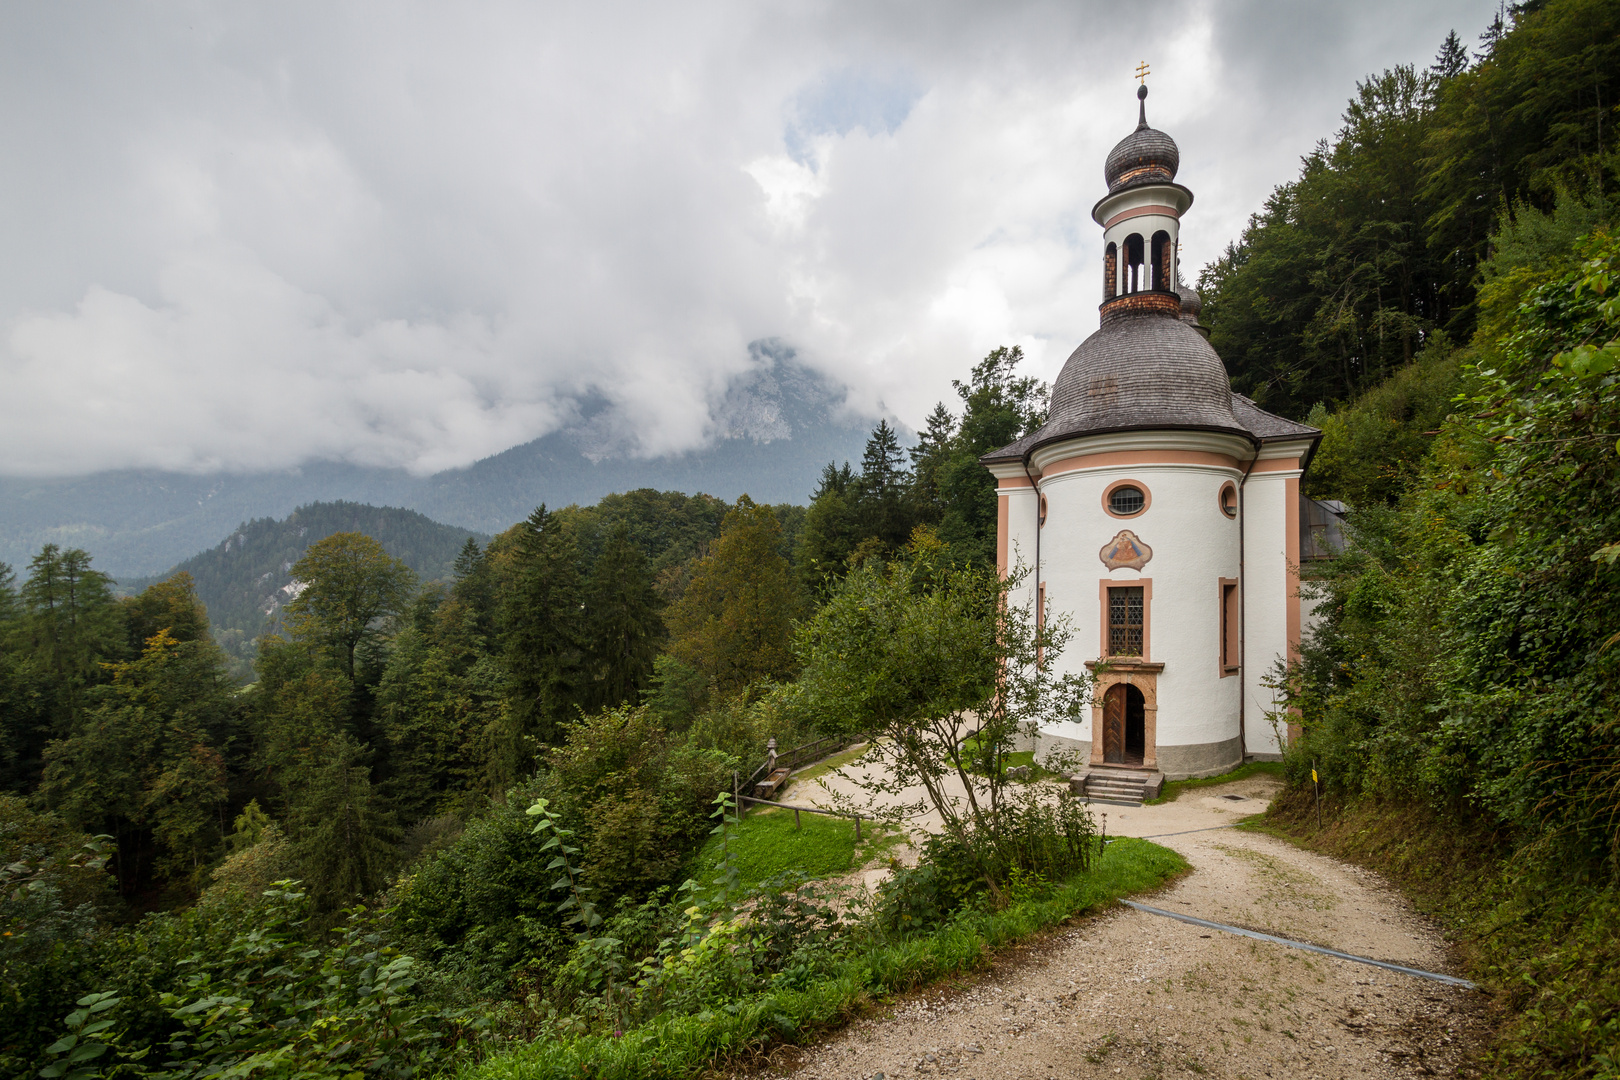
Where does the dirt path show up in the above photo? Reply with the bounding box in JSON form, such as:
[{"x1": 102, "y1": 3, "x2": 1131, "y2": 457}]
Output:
[{"x1": 748, "y1": 774, "x2": 1490, "y2": 1079}]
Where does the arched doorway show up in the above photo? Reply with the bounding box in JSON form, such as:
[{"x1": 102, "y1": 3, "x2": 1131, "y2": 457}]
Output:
[{"x1": 1102, "y1": 683, "x2": 1147, "y2": 765}]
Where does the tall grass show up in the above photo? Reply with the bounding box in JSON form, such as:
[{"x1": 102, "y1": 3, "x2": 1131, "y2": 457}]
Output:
[{"x1": 458, "y1": 838, "x2": 1185, "y2": 1080}]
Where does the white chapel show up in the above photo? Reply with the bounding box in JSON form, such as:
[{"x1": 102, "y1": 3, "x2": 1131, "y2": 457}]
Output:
[{"x1": 981, "y1": 84, "x2": 1323, "y2": 797}]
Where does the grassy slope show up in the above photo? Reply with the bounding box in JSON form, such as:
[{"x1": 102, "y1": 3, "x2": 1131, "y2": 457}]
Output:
[
  {"x1": 1144, "y1": 761, "x2": 1284, "y2": 805},
  {"x1": 459, "y1": 838, "x2": 1187, "y2": 1080},
  {"x1": 686, "y1": 806, "x2": 900, "y2": 888},
  {"x1": 1255, "y1": 787, "x2": 1620, "y2": 1079}
]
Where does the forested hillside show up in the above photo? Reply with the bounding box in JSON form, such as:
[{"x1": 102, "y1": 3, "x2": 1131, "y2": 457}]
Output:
[
  {"x1": 1197, "y1": 1, "x2": 1620, "y2": 1076},
  {"x1": 0, "y1": 330, "x2": 1044, "y2": 1076},
  {"x1": 118, "y1": 502, "x2": 491, "y2": 678},
  {"x1": 1201, "y1": 0, "x2": 1620, "y2": 421}
]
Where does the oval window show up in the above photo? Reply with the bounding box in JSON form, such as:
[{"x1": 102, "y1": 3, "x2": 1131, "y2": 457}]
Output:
[
  {"x1": 1108, "y1": 485, "x2": 1145, "y2": 516},
  {"x1": 1219, "y1": 483, "x2": 1238, "y2": 519}
]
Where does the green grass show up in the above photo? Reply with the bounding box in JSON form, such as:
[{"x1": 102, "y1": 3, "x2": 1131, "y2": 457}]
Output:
[
  {"x1": 957, "y1": 740, "x2": 1062, "y2": 782},
  {"x1": 458, "y1": 837, "x2": 1187, "y2": 1080},
  {"x1": 1143, "y1": 760, "x2": 1284, "y2": 804},
  {"x1": 687, "y1": 806, "x2": 894, "y2": 888}
]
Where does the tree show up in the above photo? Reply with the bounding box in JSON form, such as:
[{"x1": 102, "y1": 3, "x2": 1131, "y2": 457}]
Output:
[
  {"x1": 285, "y1": 533, "x2": 416, "y2": 680},
  {"x1": 287, "y1": 733, "x2": 398, "y2": 910},
  {"x1": 908, "y1": 402, "x2": 958, "y2": 515},
  {"x1": 667, "y1": 497, "x2": 804, "y2": 696},
  {"x1": 121, "y1": 571, "x2": 209, "y2": 649},
  {"x1": 935, "y1": 346, "x2": 1047, "y2": 566},
  {"x1": 791, "y1": 540, "x2": 1087, "y2": 898},
  {"x1": 581, "y1": 522, "x2": 664, "y2": 712},
  {"x1": 501, "y1": 505, "x2": 587, "y2": 753},
  {"x1": 18, "y1": 545, "x2": 124, "y2": 734},
  {"x1": 39, "y1": 623, "x2": 237, "y2": 893},
  {"x1": 1432, "y1": 29, "x2": 1470, "y2": 82},
  {"x1": 795, "y1": 462, "x2": 861, "y2": 590}
]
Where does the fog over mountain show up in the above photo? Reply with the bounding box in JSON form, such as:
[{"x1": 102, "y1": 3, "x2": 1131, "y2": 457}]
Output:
[{"x1": 0, "y1": 348, "x2": 874, "y2": 576}]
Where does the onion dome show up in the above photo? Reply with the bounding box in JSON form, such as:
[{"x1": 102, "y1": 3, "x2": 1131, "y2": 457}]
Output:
[
  {"x1": 1104, "y1": 85, "x2": 1180, "y2": 193},
  {"x1": 1177, "y1": 281, "x2": 1202, "y2": 322}
]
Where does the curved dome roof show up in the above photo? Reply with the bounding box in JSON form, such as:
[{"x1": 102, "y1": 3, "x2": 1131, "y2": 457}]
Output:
[
  {"x1": 1036, "y1": 309, "x2": 1244, "y2": 444},
  {"x1": 1105, "y1": 86, "x2": 1180, "y2": 193},
  {"x1": 1177, "y1": 281, "x2": 1202, "y2": 320}
]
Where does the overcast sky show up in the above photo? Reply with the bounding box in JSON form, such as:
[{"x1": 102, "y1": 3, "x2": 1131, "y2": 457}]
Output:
[{"x1": 0, "y1": 0, "x2": 1499, "y2": 477}]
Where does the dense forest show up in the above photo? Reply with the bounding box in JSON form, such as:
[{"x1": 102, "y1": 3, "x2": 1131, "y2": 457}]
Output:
[
  {"x1": 117, "y1": 502, "x2": 493, "y2": 683},
  {"x1": 1197, "y1": 1, "x2": 1620, "y2": 1076},
  {"x1": 0, "y1": 340, "x2": 1051, "y2": 1076}
]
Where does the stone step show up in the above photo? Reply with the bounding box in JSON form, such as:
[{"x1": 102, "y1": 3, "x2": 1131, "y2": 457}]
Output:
[{"x1": 1070, "y1": 768, "x2": 1164, "y2": 806}]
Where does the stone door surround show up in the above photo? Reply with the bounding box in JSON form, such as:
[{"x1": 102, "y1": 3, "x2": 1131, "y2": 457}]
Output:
[{"x1": 1084, "y1": 659, "x2": 1165, "y2": 770}]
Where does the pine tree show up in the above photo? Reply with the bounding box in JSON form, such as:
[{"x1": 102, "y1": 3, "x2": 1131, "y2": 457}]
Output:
[
  {"x1": 287, "y1": 733, "x2": 398, "y2": 910},
  {"x1": 581, "y1": 522, "x2": 664, "y2": 713},
  {"x1": 1433, "y1": 29, "x2": 1470, "y2": 81},
  {"x1": 19, "y1": 545, "x2": 124, "y2": 734},
  {"x1": 500, "y1": 505, "x2": 587, "y2": 753},
  {"x1": 908, "y1": 403, "x2": 958, "y2": 516},
  {"x1": 450, "y1": 537, "x2": 497, "y2": 646}
]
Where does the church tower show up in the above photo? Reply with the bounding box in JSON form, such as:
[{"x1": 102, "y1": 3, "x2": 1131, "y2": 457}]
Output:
[{"x1": 981, "y1": 81, "x2": 1321, "y2": 796}]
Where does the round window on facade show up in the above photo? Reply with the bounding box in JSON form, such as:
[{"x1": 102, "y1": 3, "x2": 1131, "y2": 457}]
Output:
[
  {"x1": 1219, "y1": 482, "x2": 1238, "y2": 519},
  {"x1": 1103, "y1": 480, "x2": 1150, "y2": 518},
  {"x1": 1039, "y1": 494, "x2": 1049, "y2": 527}
]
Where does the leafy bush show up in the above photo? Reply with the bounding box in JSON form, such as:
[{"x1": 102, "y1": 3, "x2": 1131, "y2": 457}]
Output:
[
  {"x1": 35, "y1": 884, "x2": 472, "y2": 1080},
  {"x1": 874, "y1": 790, "x2": 1097, "y2": 935}
]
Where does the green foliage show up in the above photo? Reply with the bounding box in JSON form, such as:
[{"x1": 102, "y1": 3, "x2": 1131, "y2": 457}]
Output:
[
  {"x1": 667, "y1": 497, "x2": 804, "y2": 696},
  {"x1": 500, "y1": 505, "x2": 587, "y2": 757},
  {"x1": 795, "y1": 346, "x2": 1046, "y2": 585},
  {"x1": 792, "y1": 540, "x2": 1087, "y2": 897},
  {"x1": 1302, "y1": 336, "x2": 1464, "y2": 506},
  {"x1": 458, "y1": 838, "x2": 1184, "y2": 1080},
  {"x1": 286, "y1": 531, "x2": 417, "y2": 680},
  {"x1": 873, "y1": 791, "x2": 1097, "y2": 934},
  {"x1": 579, "y1": 522, "x2": 664, "y2": 713},
  {"x1": 1274, "y1": 225, "x2": 1620, "y2": 1077},
  {"x1": 118, "y1": 501, "x2": 491, "y2": 680},
  {"x1": 33, "y1": 886, "x2": 471, "y2": 1080},
  {"x1": 287, "y1": 734, "x2": 399, "y2": 911},
  {"x1": 1202, "y1": 0, "x2": 1620, "y2": 419}
]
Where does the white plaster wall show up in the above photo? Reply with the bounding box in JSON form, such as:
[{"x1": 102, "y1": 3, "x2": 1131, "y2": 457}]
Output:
[
  {"x1": 1035, "y1": 459, "x2": 1242, "y2": 752},
  {"x1": 1241, "y1": 470, "x2": 1294, "y2": 757},
  {"x1": 1000, "y1": 482, "x2": 1040, "y2": 616}
]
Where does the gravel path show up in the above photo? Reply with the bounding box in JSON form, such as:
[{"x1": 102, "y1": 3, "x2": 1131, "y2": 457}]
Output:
[{"x1": 745, "y1": 773, "x2": 1489, "y2": 1079}]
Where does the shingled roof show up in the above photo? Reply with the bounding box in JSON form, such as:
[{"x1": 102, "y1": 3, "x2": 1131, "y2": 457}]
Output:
[
  {"x1": 1104, "y1": 86, "x2": 1180, "y2": 194},
  {"x1": 980, "y1": 310, "x2": 1320, "y2": 465}
]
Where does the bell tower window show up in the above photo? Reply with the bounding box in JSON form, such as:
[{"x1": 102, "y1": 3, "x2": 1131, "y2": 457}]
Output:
[
  {"x1": 1123, "y1": 233, "x2": 1145, "y2": 294},
  {"x1": 1152, "y1": 230, "x2": 1172, "y2": 291}
]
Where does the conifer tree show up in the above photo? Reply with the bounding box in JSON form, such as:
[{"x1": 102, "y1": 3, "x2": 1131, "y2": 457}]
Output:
[
  {"x1": 581, "y1": 521, "x2": 663, "y2": 712},
  {"x1": 287, "y1": 732, "x2": 398, "y2": 910},
  {"x1": 501, "y1": 505, "x2": 587, "y2": 753}
]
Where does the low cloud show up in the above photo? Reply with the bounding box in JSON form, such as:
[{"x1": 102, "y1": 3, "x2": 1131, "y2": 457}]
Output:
[{"x1": 0, "y1": 0, "x2": 1496, "y2": 476}]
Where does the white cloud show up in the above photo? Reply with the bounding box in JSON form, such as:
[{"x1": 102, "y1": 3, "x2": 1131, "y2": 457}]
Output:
[{"x1": 0, "y1": 0, "x2": 1499, "y2": 476}]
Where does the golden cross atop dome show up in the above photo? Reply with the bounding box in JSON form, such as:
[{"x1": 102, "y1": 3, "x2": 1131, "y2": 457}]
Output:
[{"x1": 1136, "y1": 61, "x2": 1151, "y2": 84}]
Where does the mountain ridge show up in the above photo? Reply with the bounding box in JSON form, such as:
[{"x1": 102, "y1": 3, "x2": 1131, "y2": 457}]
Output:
[{"x1": 1, "y1": 352, "x2": 884, "y2": 577}]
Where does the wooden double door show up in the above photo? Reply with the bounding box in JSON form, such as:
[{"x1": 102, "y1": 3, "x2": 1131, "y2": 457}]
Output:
[{"x1": 1101, "y1": 683, "x2": 1147, "y2": 765}]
